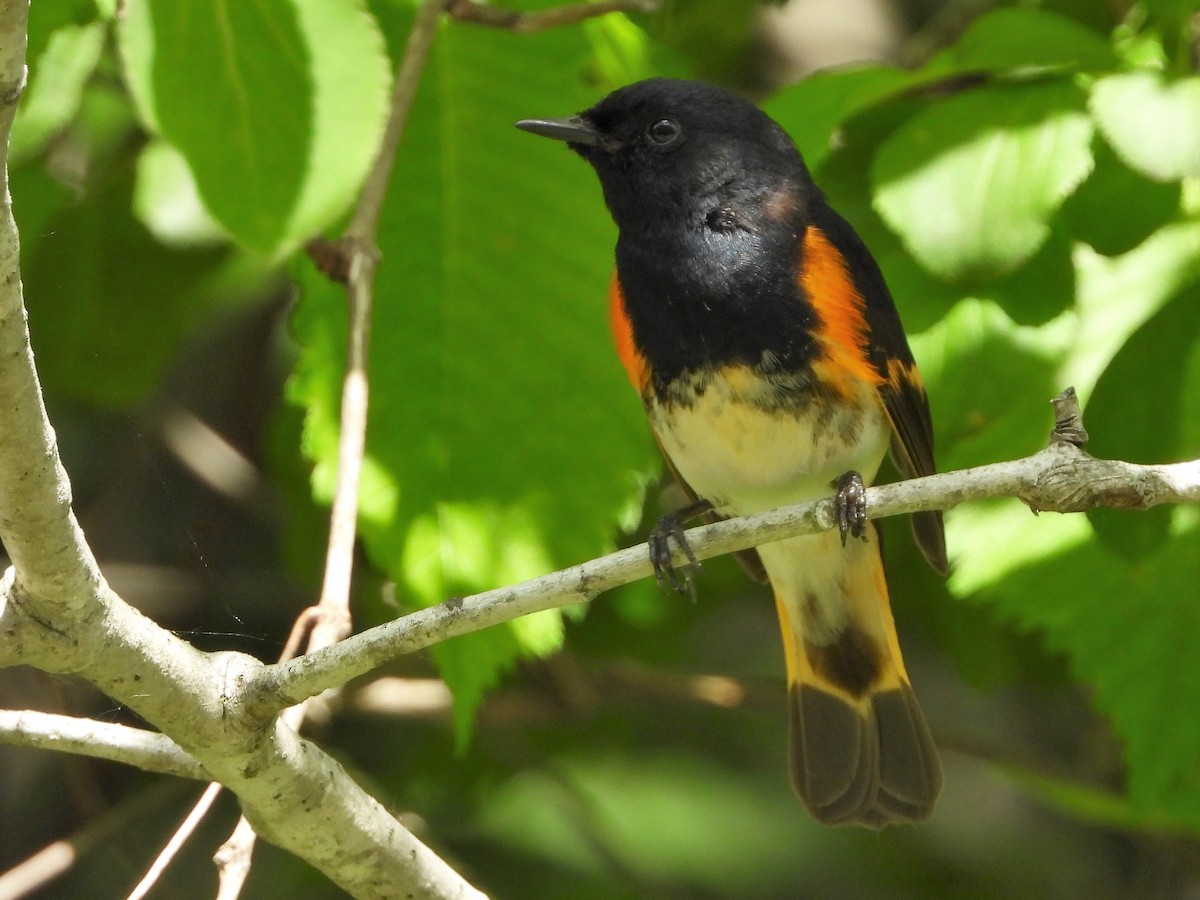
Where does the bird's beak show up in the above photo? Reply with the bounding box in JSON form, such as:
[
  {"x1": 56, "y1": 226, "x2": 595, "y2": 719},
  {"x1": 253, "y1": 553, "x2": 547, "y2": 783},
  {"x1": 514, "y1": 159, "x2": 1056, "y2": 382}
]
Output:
[{"x1": 515, "y1": 115, "x2": 604, "y2": 147}]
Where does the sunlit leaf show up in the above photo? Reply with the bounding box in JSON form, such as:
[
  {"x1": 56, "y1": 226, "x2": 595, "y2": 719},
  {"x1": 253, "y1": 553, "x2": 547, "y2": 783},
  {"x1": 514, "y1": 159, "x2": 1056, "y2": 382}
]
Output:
[
  {"x1": 133, "y1": 140, "x2": 226, "y2": 246},
  {"x1": 961, "y1": 514, "x2": 1200, "y2": 829},
  {"x1": 1090, "y1": 72, "x2": 1200, "y2": 182},
  {"x1": 119, "y1": 0, "x2": 390, "y2": 256},
  {"x1": 10, "y1": 15, "x2": 105, "y2": 164},
  {"x1": 873, "y1": 79, "x2": 1094, "y2": 281}
]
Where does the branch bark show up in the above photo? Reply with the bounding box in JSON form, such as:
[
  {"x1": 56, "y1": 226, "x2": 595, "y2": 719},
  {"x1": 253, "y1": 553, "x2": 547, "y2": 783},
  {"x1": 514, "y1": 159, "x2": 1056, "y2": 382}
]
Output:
[
  {"x1": 245, "y1": 443, "x2": 1200, "y2": 712},
  {"x1": 0, "y1": 709, "x2": 206, "y2": 780},
  {"x1": 8, "y1": 446, "x2": 1197, "y2": 777}
]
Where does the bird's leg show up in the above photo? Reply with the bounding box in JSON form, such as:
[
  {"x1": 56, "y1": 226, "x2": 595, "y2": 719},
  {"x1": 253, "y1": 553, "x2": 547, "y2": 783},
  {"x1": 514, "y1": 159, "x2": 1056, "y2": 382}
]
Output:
[
  {"x1": 833, "y1": 471, "x2": 869, "y2": 546},
  {"x1": 648, "y1": 499, "x2": 712, "y2": 600}
]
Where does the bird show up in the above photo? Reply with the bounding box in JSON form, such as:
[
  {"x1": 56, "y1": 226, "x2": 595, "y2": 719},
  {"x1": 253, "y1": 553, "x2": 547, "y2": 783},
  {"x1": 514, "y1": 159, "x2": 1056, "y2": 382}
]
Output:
[{"x1": 516, "y1": 78, "x2": 947, "y2": 827}]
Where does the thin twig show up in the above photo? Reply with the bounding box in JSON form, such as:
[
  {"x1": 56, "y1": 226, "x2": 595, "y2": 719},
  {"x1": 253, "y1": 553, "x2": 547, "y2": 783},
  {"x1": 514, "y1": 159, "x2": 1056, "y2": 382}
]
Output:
[
  {"x1": 247, "y1": 440, "x2": 1200, "y2": 714},
  {"x1": 447, "y1": 0, "x2": 658, "y2": 34},
  {"x1": 348, "y1": 0, "x2": 448, "y2": 242},
  {"x1": 212, "y1": 819, "x2": 257, "y2": 900},
  {"x1": 210, "y1": 4, "x2": 453, "y2": 894},
  {"x1": 0, "y1": 782, "x2": 184, "y2": 900},
  {"x1": 307, "y1": 0, "x2": 447, "y2": 650},
  {"x1": 125, "y1": 783, "x2": 223, "y2": 900}
]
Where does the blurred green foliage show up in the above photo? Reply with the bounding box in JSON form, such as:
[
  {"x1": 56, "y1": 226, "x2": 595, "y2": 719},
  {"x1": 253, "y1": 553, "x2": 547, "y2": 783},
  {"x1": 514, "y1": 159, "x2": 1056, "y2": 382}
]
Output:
[{"x1": 6, "y1": 0, "x2": 1200, "y2": 896}]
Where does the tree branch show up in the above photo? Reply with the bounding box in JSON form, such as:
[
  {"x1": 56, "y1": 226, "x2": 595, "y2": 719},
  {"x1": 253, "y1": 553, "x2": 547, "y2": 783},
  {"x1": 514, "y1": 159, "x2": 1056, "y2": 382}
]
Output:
[
  {"x1": 247, "y1": 442, "x2": 1200, "y2": 713},
  {"x1": 0, "y1": 710, "x2": 207, "y2": 780}
]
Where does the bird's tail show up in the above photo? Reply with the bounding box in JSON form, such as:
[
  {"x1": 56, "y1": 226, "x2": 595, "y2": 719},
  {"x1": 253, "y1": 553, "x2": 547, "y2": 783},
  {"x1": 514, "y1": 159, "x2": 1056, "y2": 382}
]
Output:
[{"x1": 773, "y1": 535, "x2": 941, "y2": 827}]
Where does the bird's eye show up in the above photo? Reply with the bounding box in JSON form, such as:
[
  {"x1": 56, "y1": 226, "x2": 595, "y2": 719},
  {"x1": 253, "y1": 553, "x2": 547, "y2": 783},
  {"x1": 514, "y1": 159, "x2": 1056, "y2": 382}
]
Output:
[{"x1": 646, "y1": 118, "x2": 681, "y2": 146}]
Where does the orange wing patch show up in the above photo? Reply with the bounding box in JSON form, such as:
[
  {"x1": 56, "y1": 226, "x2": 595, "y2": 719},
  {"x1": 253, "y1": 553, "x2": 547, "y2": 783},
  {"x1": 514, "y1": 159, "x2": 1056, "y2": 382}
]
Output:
[
  {"x1": 609, "y1": 271, "x2": 650, "y2": 393},
  {"x1": 886, "y1": 357, "x2": 924, "y2": 392},
  {"x1": 800, "y1": 227, "x2": 884, "y2": 395}
]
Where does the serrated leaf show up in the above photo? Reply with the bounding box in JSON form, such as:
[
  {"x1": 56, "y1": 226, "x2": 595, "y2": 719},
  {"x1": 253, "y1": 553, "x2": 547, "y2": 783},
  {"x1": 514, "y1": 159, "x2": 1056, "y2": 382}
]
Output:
[
  {"x1": 1084, "y1": 285, "x2": 1200, "y2": 559},
  {"x1": 1090, "y1": 72, "x2": 1200, "y2": 182},
  {"x1": 119, "y1": 0, "x2": 390, "y2": 256},
  {"x1": 960, "y1": 514, "x2": 1200, "y2": 829},
  {"x1": 289, "y1": 25, "x2": 659, "y2": 737},
  {"x1": 873, "y1": 79, "x2": 1094, "y2": 281}
]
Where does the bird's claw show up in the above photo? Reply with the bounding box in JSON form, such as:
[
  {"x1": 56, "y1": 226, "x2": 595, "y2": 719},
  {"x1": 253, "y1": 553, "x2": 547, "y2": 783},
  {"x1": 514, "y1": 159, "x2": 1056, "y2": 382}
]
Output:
[
  {"x1": 649, "y1": 513, "x2": 700, "y2": 601},
  {"x1": 833, "y1": 471, "x2": 869, "y2": 546}
]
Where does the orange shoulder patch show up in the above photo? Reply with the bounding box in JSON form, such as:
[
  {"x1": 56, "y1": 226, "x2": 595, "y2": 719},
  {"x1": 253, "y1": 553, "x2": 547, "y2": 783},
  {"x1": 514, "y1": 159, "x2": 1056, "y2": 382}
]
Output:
[
  {"x1": 609, "y1": 271, "x2": 650, "y2": 392},
  {"x1": 800, "y1": 227, "x2": 884, "y2": 394}
]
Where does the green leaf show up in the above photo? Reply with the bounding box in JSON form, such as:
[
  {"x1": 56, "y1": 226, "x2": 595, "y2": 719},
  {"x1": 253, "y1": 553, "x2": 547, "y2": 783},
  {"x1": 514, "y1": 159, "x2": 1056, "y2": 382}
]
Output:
[
  {"x1": 288, "y1": 23, "x2": 660, "y2": 738},
  {"x1": 1058, "y1": 135, "x2": 1181, "y2": 256},
  {"x1": 642, "y1": 0, "x2": 759, "y2": 85},
  {"x1": 17, "y1": 160, "x2": 259, "y2": 406},
  {"x1": 765, "y1": 8, "x2": 1113, "y2": 175},
  {"x1": 11, "y1": 17, "x2": 106, "y2": 164},
  {"x1": 1090, "y1": 72, "x2": 1200, "y2": 182},
  {"x1": 959, "y1": 513, "x2": 1200, "y2": 829},
  {"x1": 1038, "y1": 0, "x2": 1120, "y2": 35},
  {"x1": 477, "y1": 752, "x2": 814, "y2": 893},
  {"x1": 133, "y1": 140, "x2": 227, "y2": 246},
  {"x1": 1006, "y1": 765, "x2": 1200, "y2": 837},
  {"x1": 1084, "y1": 284, "x2": 1200, "y2": 559},
  {"x1": 119, "y1": 0, "x2": 390, "y2": 256},
  {"x1": 1066, "y1": 221, "x2": 1200, "y2": 393},
  {"x1": 582, "y1": 12, "x2": 688, "y2": 88},
  {"x1": 24, "y1": 0, "x2": 102, "y2": 65},
  {"x1": 944, "y1": 7, "x2": 1117, "y2": 73},
  {"x1": 1138, "y1": 0, "x2": 1200, "y2": 72},
  {"x1": 873, "y1": 79, "x2": 1094, "y2": 282},
  {"x1": 763, "y1": 66, "x2": 916, "y2": 168},
  {"x1": 974, "y1": 229, "x2": 1075, "y2": 326},
  {"x1": 908, "y1": 299, "x2": 1068, "y2": 473}
]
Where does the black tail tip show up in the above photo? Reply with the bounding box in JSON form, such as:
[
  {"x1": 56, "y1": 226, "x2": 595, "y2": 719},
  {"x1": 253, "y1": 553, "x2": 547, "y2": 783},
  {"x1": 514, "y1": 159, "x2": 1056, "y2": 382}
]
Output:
[{"x1": 789, "y1": 683, "x2": 942, "y2": 827}]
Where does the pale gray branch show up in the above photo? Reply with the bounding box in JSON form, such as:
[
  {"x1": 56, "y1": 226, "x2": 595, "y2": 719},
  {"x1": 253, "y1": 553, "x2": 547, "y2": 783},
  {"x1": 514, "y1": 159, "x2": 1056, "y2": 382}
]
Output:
[
  {"x1": 0, "y1": 709, "x2": 207, "y2": 779},
  {"x1": 247, "y1": 445, "x2": 1200, "y2": 713}
]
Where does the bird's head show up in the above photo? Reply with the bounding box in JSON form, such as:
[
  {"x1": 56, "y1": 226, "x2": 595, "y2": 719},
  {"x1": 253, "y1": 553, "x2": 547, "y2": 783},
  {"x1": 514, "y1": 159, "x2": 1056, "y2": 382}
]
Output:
[{"x1": 517, "y1": 78, "x2": 814, "y2": 239}]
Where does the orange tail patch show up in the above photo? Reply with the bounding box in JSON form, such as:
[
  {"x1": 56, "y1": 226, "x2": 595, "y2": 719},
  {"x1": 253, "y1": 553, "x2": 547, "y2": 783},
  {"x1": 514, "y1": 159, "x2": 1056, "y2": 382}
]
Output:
[{"x1": 774, "y1": 552, "x2": 941, "y2": 826}]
